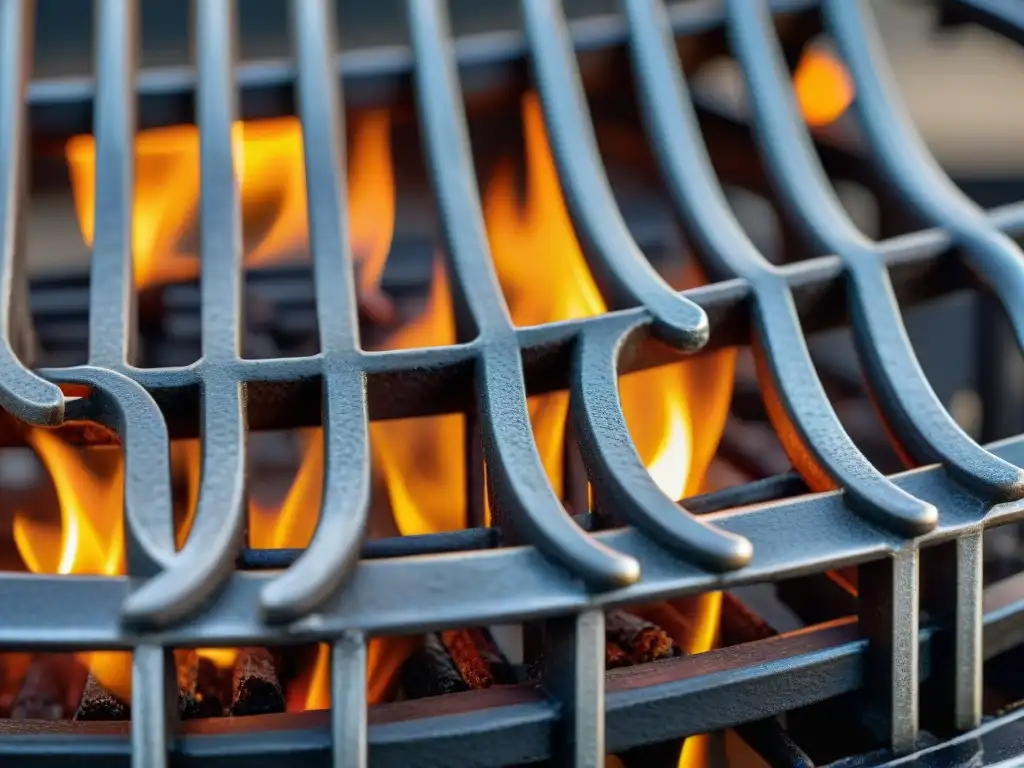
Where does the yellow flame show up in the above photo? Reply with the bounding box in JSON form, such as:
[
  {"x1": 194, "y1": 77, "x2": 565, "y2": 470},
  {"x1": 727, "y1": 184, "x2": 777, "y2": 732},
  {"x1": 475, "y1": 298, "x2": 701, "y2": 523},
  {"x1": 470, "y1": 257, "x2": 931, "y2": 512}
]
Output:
[
  {"x1": 794, "y1": 48, "x2": 855, "y2": 128},
  {"x1": 370, "y1": 260, "x2": 465, "y2": 535},
  {"x1": 483, "y1": 94, "x2": 734, "y2": 768},
  {"x1": 13, "y1": 430, "x2": 130, "y2": 701},
  {"x1": 66, "y1": 111, "x2": 394, "y2": 294}
]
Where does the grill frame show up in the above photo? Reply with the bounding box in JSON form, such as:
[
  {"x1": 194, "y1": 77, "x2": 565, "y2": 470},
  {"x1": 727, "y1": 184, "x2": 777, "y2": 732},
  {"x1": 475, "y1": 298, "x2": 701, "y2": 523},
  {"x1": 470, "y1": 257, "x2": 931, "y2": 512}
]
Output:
[{"x1": 1, "y1": 0, "x2": 1024, "y2": 766}]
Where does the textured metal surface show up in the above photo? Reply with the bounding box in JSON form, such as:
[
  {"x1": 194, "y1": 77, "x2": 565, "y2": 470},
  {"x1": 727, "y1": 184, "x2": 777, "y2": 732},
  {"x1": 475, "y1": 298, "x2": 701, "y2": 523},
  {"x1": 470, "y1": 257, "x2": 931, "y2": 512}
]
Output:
[
  {"x1": 2, "y1": 0, "x2": 1024, "y2": 766},
  {"x1": 24, "y1": 0, "x2": 821, "y2": 137}
]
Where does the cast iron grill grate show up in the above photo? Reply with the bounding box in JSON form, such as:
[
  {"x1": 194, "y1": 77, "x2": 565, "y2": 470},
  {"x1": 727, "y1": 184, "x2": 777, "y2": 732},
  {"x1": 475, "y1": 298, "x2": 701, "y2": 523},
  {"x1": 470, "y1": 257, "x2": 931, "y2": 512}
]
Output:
[{"x1": 1, "y1": 0, "x2": 1024, "y2": 766}]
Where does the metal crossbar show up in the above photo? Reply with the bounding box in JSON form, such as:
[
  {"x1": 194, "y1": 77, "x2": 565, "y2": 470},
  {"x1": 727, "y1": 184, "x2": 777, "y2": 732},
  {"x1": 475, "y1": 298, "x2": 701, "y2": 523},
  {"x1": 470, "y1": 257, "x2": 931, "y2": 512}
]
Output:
[{"x1": 0, "y1": 0, "x2": 1022, "y2": 766}]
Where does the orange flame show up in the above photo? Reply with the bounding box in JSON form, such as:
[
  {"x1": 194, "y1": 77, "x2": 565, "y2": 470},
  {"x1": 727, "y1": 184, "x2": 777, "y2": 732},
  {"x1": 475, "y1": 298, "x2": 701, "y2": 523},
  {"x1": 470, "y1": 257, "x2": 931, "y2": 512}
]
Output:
[
  {"x1": 483, "y1": 94, "x2": 734, "y2": 768},
  {"x1": 66, "y1": 111, "x2": 394, "y2": 294},
  {"x1": 794, "y1": 48, "x2": 855, "y2": 128},
  {"x1": 13, "y1": 430, "x2": 131, "y2": 700},
  {"x1": 483, "y1": 94, "x2": 735, "y2": 503},
  {"x1": 370, "y1": 261, "x2": 464, "y2": 535}
]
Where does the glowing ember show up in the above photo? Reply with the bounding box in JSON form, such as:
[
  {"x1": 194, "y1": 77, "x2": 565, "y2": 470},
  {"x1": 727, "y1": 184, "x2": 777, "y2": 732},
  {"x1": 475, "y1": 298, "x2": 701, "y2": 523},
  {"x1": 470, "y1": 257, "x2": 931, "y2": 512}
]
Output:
[{"x1": 793, "y1": 47, "x2": 855, "y2": 128}]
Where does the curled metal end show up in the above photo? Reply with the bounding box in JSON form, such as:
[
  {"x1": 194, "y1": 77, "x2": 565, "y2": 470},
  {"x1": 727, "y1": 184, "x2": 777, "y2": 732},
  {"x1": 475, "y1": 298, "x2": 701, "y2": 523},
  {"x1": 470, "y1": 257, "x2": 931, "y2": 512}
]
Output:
[
  {"x1": 480, "y1": 352, "x2": 641, "y2": 591},
  {"x1": 855, "y1": 493, "x2": 938, "y2": 538},
  {"x1": 260, "y1": 383, "x2": 371, "y2": 623},
  {"x1": 649, "y1": 297, "x2": 710, "y2": 353},
  {"x1": 0, "y1": 361, "x2": 65, "y2": 426},
  {"x1": 45, "y1": 367, "x2": 177, "y2": 577},
  {"x1": 573, "y1": 324, "x2": 753, "y2": 572}
]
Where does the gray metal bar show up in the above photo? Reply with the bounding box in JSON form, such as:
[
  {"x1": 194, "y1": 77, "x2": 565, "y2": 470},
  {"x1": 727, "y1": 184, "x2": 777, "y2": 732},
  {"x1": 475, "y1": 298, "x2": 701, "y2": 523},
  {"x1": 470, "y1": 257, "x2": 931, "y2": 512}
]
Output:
[
  {"x1": 24, "y1": 0, "x2": 821, "y2": 137},
  {"x1": 956, "y1": 531, "x2": 984, "y2": 730},
  {"x1": 521, "y1": 0, "x2": 708, "y2": 349},
  {"x1": 407, "y1": 0, "x2": 639, "y2": 589},
  {"x1": 0, "y1": 0, "x2": 64, "y2": 425},
  {"x1": 130, "y1": 644, "x2": 176, "y2": 768},
  {"x1": 332, "y1": 632, "x2": 368, "y2": 768},
  {"x1": 89, "y1": 0, "x2": 139, "y2": 369},
  {"x1": 260, "y1": 0, "x2": 372, "y2": 624},
  {"x1": 859, "y1": 549, "x2": 920, "y2": 754},
  {"x1": 3, "y1": 427, "x2": 1023, "y2": 644},
  {"x1": 119, "y1": 0, "x2": 249, "y2": 630},
  {"x1": 543, "y1": 610, "x2": 606, "y2": 766}
]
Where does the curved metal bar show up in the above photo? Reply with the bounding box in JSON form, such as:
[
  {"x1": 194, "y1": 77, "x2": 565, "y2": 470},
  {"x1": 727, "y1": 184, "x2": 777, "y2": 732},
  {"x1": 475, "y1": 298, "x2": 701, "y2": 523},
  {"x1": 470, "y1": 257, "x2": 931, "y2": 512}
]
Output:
[
  {"x1": 728, "y1": 0, "x2": 1024, "y2": 504},
  {"x1": 0, "y1": 0, "x2": 64, "y2": 425},
  {"x1": 409, "y1": 0, "x2": 640, "y2": 589},
  {"x1": 260, "y1": 0, "x2": 371, "y2": 624},
  {"x1": 623, "y1": 0, "x2": 935, "y2": 536},
  {"x1": 753, "y1": 286, "x2": 937, "y2": 535},
  {"x1": 520, "y1": 0, "x2": 709, "y2": 351},
  {"x1": 571, "y1": 319, "x2": 752, "y2": 570},
  {"x1": 120, "y1": 0, "x2": 248, "y2": 628},
  {"x1": 88, "y1": 0, "x2": 139, "y2": 369},
  {"x1": 121, "y1": 376, "x2": 246, "y2": 626},
  {"x1": 824, "y1": 0, "x2": 1024, "y2": 352},
  {"x1": 44, "y1": 366, "x2": 176, "y2": 578}
]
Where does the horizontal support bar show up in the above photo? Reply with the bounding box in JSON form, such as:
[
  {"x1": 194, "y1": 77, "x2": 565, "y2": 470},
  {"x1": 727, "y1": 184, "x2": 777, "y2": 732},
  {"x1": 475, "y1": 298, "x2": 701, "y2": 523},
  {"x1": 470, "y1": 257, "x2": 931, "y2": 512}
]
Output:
[
  {"x1": 0, "y1": 432, "x2": 1023, "y2": 646},
  {"x1": 25, "y1": 0, "x2": 820, "y2": 137},
  {"x1": 9, "y1": 200, "x2": 1024, "y2": 446},
  {"x1": 1, "y1": 569, "x2": 1022, "y2": 767}
]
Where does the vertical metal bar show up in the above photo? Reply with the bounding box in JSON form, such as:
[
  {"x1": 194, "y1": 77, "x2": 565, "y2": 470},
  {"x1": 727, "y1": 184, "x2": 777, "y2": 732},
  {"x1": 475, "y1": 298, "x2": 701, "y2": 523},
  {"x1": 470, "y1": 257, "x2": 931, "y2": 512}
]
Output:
[
  {"x1": 261, "y1": 0, "x2": 372, "y2": 623},
  {"x1": 332, "y1": 631, "x2": 368, "y2": 768},
  {"x1": 130, "y1": 645, "x2": 176, "y2": 768},
  {"x1": 120, "y1": 0, "x2": 248, "y2": 628},
  {"x1": 956, "y1": 531, "x2": 984, "y2": 730},
  {"x1": 0, "y1": 0, "x2": 64, "y2": 425},
  {"x1": 859, "y1": 550, "x2": 920, "y2": 754},
  {"x1": 543, "y1": 610, "x2": 605, "y2": 767},
  {"x1": 90, "y1": 0, "x2": 139, "y2": 368}
]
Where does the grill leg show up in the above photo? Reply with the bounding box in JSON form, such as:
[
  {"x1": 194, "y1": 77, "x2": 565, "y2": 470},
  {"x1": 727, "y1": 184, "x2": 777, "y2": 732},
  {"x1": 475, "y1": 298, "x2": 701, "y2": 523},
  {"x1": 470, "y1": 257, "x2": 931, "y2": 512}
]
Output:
[
  {"x1": 859, "y1": 549, "x2": 919, "y2": 755},
  {"x1": 130, "y1": 645, "x2": 176, "y2": 768},
  {"x1": 543, "y1": 610, "x2": 605, "y2": 766},
  {"x1": 332, "y1": 631, "x2": 368, "y2": 768}
]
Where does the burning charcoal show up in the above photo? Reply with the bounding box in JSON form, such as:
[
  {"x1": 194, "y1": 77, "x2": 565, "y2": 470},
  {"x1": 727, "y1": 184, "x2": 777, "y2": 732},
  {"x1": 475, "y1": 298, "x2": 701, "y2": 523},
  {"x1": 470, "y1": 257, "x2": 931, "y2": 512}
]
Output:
[
  {"x1": 75, "y1": 674, "x2": 130, "y2": 721},
  {"x1": 177, "y1": 650, "x2": 225, "y2": 720},
  {"x1": 12, "y1": 656, "x2": 67, "y2": 720},
  {"x1": 606, "y1": 610, "x2": 680, "y2": 664},
  {"x1": 442, "y1": 630, "x2": 516, "y2": 692},
  {"x1": 466, "y1": 628, "x2": 516, "y2": 685},
  {"x1": 402, "y1": 633, "x2": 470, "y2": 698},
  {"x1": 604, "y1": 641, "x2": 631, "y2": 670},
  {"x1": 231, "y1": 647, "x2": 284, "y2": 716}
]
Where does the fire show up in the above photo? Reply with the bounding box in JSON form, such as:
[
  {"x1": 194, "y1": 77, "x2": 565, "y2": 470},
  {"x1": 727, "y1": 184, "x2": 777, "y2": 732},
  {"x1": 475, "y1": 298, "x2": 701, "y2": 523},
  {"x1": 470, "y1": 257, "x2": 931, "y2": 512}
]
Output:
[
  {"x1": 66, "y1": 111, "x2": 394, "y2": 293},
  {"x1": 793, "y1": 47, "x2": 855, "y2": 128},
  {"x1": 483, "y1": 94, "x2": 734, "y2": 768},
  {"x1": 483, "y1": 94, "x2": 735, "y2": 503},
  {"x1": 247, "y1": 432, "x2": 413, "y2": 710},
  {"x1": 13, "y1": 429, "x2": 130, "y2": 700},
  {"x1": 370, "y1": 261, "x2": 465, "y2": 534}
]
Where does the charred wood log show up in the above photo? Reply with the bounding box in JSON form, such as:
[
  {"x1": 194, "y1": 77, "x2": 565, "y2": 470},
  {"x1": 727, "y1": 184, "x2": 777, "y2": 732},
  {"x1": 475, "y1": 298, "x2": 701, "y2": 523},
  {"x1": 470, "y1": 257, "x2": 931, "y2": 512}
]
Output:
[
  {"x1": 605, "y1": 610, "x2": 680, "y2": 664},
  {"x1": 12, "y1": 655, "x2": 69, "y2": 720},
  {"x1": 403, "y1": 629, "x2": 514, "y2": 698},
  {"x1": 231, "y1": 647, "x2": 284, "y2": 716},
  {"x1": 75, "y1": 674, "x2": 129, "y2": 721}
]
